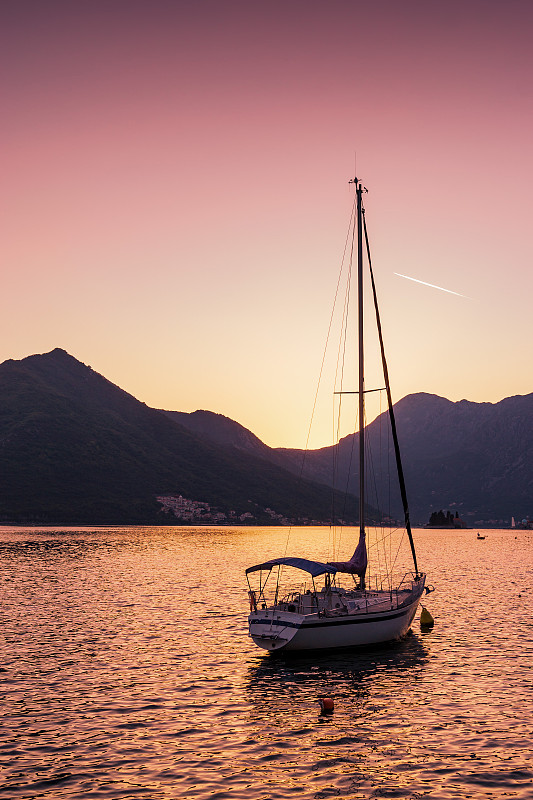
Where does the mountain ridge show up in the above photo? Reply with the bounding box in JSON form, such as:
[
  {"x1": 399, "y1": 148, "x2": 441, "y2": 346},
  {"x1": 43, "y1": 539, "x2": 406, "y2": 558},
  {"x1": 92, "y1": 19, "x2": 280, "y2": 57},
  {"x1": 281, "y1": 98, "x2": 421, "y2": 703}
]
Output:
[
  {"x1": 2, "y1": 348, "x2": 531, "y2": 526},
  {"x1": 170, "y1": 390, "x2": 533, "y2": 525},
  {"x1": 0, "y1": 349, "x2": 360, "y2": 525}
]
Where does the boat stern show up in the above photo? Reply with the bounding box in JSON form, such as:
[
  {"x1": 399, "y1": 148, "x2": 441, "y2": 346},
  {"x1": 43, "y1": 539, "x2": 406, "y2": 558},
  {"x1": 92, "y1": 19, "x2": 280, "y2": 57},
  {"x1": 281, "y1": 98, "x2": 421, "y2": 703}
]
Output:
[{"x1": 248, "y1": 609, "x2": 303, "y2": 651}]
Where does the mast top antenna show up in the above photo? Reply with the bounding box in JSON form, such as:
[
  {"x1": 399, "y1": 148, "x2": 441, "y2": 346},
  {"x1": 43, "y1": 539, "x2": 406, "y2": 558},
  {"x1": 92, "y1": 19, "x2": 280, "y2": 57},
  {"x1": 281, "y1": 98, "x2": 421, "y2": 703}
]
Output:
[{"x1": 348, "y1": 177, "x2": 368, "y2": 192}]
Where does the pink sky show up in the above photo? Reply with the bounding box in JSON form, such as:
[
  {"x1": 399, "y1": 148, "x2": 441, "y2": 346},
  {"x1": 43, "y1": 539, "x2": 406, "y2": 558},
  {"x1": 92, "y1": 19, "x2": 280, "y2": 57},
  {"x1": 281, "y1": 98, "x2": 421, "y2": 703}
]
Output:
[{"x1": 2, "y1": 1, "x2": 532, "y2": 447}]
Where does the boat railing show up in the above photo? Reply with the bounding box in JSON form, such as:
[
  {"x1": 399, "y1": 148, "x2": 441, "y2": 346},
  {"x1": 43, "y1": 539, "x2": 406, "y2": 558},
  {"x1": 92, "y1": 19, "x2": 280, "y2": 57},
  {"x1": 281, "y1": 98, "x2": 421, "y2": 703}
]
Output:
[
  {"x1": 331, "y1": 571, "x2": 421, "y2": 610},
  {"x1": 277, "y1": 590, "x2": 318, "y2": 614},
  {"x1": 250, "y1": 571, "x2": 423, "y2": 615},
  {"x1": 391, "y1": 572, "x2": 425, "y2": 606}
]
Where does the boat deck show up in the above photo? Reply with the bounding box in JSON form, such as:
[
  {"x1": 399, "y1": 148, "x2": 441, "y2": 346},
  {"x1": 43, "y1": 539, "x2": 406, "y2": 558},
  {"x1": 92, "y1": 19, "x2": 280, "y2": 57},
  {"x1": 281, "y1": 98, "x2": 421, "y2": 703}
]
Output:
[{"x1": 275, "y1": 585, "x2": 418, "y2": 618}]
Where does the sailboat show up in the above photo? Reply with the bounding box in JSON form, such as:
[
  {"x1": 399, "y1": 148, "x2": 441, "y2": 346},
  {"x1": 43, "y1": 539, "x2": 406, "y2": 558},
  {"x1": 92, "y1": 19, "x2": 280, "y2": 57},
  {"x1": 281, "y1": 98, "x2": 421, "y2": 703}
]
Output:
[{"x1": 245, "y1": 178, "x2": 427, "y2": 652}]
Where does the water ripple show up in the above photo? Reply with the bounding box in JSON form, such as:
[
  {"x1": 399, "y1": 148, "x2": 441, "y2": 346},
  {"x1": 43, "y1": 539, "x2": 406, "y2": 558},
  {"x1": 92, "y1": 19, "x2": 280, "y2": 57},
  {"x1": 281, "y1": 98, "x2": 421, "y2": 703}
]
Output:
[{"x1": 1, "y1": 526, "x2": 532, "y2": 799}]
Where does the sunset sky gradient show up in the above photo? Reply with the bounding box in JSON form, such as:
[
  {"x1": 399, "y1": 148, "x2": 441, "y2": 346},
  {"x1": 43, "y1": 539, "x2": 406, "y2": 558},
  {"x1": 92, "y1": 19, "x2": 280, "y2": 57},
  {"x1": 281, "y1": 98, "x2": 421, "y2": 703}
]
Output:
[{"x1": 2, "y1": 1, "x2": 532, "y2": 447}]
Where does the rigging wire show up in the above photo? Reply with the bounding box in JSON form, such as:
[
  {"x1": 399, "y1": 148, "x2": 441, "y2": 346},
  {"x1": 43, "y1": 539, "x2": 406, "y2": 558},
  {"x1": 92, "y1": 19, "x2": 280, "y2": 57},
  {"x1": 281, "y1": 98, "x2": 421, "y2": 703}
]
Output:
[
  {"x1": 332, "y1": 257, "x2": 352, "y2": 534},
  {"x1": 268, "y1": 182, "x2": 421, "y2": 610},
  {"x1": 362, "y1": 201, "x2": 419, "y2": 577},
  {"x1": 281, "y1": 198, "x2": 356, "y2": 565},
  {"x1": 332, "y1": 200, "x2": 357, "y2": 554}
]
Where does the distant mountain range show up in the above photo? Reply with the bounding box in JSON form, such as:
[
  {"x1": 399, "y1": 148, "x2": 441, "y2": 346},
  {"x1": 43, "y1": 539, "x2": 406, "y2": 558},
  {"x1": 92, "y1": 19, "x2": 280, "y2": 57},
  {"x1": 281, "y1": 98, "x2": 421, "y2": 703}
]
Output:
[
  {"x1": 0, "y1": 349, "x2": 360, "y2": 525},
  {"x1": 1, "y1": 348, "x2": 531, "y2": 526},
  {"x1": 171, "y1": 394, "x2": 533, "y2": 526}
]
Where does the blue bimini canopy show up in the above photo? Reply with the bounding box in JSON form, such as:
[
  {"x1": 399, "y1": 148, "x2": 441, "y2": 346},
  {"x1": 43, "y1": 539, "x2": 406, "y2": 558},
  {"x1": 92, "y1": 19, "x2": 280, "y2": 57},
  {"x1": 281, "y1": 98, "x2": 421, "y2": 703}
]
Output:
[{"x1": 245, "y1": 557, "x2": 337, "y2": 578}]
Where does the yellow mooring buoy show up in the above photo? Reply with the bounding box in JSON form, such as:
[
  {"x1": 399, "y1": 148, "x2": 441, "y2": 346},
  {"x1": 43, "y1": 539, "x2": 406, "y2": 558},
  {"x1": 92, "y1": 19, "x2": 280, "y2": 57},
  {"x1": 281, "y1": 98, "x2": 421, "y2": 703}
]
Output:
[{"x1": 420, "y1": 606, "x2": 434, "y2": 629}]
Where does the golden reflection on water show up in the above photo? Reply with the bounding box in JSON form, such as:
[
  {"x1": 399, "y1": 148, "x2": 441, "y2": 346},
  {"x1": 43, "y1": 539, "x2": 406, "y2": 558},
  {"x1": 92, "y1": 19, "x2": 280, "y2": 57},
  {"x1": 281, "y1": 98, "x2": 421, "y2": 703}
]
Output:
[{"x1": 0, "y1": 525, "x2": 532, "y2": 799}]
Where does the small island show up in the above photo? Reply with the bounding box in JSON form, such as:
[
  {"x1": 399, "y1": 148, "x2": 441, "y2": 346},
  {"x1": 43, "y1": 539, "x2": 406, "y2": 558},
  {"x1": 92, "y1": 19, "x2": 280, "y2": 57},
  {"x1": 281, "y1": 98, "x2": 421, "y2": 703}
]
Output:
[{"x1": 426, "y1": 509, "x2": 468, "y2": 529}]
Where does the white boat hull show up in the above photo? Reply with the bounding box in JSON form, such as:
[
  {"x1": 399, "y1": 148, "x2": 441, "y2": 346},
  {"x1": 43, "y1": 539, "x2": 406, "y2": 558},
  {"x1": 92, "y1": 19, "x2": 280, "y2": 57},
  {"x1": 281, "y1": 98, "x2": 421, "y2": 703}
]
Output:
[{"x1": 248, "y1": 584, "x2": 424, "y2": 652}]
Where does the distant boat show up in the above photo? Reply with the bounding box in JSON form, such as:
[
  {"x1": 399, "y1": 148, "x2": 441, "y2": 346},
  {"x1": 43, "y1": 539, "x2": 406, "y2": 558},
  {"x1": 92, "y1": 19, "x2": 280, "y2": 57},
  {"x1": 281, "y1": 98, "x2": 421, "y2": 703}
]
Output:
[
  {"x1": 476, "y1": 532, "x2": 485, "y2": 540},
  {"x1": 245, "y1": 177, "x2": 428, "y2": 652}
]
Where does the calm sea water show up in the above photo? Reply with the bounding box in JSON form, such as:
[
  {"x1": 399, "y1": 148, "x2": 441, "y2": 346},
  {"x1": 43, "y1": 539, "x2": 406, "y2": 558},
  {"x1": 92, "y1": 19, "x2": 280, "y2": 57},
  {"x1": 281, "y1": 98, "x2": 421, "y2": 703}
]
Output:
[{"x1": 1, "y1": 525, "x2": 532, "y2": 800}]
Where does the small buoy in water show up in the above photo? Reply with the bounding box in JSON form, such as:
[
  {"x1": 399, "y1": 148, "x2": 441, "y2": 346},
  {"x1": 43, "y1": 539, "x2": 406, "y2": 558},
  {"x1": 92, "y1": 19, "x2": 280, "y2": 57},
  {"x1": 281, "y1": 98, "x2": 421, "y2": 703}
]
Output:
[
  {"x1": 318, "y1": 696, "x2": 334, "y2": 713},
  {"x1": 420, "y1": 606, "x2": 434, "y2": 628}
]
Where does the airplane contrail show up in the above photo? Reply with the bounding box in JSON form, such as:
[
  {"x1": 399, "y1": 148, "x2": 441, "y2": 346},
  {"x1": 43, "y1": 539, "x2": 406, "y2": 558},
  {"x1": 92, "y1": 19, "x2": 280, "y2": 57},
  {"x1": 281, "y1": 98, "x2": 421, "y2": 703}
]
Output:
[{"x1": 394, "y1": 273, "x2": 469, "y2": 298}]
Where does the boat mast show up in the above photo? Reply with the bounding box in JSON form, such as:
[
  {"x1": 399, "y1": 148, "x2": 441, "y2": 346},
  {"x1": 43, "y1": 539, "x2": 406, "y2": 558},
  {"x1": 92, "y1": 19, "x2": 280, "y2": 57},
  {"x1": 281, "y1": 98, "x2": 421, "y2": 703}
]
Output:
[{"x1": 356, "y1": 179, "x2": 365, "y2": 538}]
